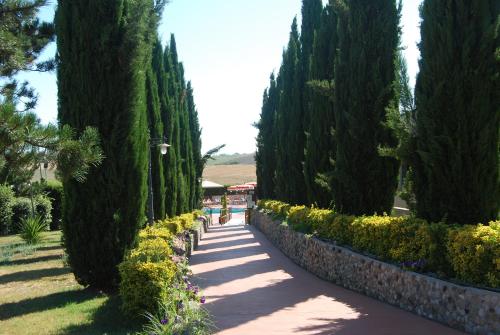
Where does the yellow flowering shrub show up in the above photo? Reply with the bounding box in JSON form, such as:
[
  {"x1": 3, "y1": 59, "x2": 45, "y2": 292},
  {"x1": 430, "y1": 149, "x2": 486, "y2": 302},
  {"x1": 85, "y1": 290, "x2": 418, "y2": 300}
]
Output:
[
  {"x1": 351, "y1": 215, "x2": 398, "y2": 259},
  {"x1": 288, "y1": 205, "x2": 312, "y2": 233},
  {"x1": 129, "y1": 237, "x2": 173, "y2": 263},
  {"x1": 314, "y1": 213, "x2": 355, "y2": 245},
  {"x1": 138, "y1": 226, "x2": 173, "y2": 243},
  {"x1": 447, "y1": 222, "x2": 500, "y2": 287},
  {"x1": 119, "y1": 259, "x2": 177, "y2": 316},
  {"x1": 258, "y1": 199, "x2": 291, "y2": 218},
  {"x1": 258, "y1": 200, "x2": 499, "y2": 288}
]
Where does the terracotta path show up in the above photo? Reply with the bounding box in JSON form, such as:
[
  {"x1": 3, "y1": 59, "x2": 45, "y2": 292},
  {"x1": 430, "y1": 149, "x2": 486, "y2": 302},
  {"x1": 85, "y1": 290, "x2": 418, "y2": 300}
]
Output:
[{"x1": 191, "y1": 215, "x2": 465, "y2": 335}]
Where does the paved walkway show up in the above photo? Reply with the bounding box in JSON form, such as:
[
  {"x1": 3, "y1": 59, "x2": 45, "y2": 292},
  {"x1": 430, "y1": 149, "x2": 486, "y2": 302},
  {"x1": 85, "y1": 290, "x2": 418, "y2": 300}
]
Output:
[{"x1": 191, "y1": 215, "x2": 465, "y2": 335}]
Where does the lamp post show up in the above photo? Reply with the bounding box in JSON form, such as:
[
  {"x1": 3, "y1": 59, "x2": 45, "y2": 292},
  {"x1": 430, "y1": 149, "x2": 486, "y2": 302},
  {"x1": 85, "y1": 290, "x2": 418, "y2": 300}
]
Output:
[{"x1": 148, "y1": 137, "x2": 170, "y2": 225}]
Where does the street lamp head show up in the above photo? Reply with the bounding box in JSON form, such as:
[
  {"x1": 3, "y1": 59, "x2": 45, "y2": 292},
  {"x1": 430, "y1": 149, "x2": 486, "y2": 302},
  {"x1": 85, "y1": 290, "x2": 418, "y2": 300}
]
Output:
[{"x1": 159, "y1": 143, "x2": 170, "y2": 155}]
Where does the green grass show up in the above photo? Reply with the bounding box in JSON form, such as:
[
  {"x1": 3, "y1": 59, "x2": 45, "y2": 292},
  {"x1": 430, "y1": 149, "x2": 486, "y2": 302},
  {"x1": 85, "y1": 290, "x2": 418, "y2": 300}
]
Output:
[{"x1": 0, "y1": 231, "x2": 141, "y2": 335}]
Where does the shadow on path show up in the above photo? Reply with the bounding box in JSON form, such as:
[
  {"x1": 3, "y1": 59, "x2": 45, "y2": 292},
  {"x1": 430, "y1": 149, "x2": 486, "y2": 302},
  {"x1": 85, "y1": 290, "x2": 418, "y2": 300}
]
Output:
[{"x1": 192, "y1": 223, "x2": 465, "y2": 335}]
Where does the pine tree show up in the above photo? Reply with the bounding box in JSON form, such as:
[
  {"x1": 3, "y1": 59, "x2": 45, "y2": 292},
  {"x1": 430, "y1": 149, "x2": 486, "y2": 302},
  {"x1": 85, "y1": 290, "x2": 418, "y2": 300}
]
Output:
[
  {"x1": 275, "y1": 19, "x2": 307, "y2": 205},
  {"x1": 56, "y1": 0, "x2": 164, "y2": 290},
  {"x1": 256, "y1": 73, "x2": 278, "y2": 199},
  {"x1": 303, "y1": 4, "x2": 337, "y2": 208},
  {"x1": 413, "y1": 0, "x2": 499, "y2": 224},
  {"x1": 332, "y1": 0, "x2": 400, "y2": 215}
]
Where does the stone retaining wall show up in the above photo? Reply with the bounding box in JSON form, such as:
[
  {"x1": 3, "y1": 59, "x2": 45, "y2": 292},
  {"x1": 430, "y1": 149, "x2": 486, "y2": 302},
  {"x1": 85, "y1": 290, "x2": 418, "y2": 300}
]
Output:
[{"x1": 251, "y1": 210, "x2": 500, "y2": 335}]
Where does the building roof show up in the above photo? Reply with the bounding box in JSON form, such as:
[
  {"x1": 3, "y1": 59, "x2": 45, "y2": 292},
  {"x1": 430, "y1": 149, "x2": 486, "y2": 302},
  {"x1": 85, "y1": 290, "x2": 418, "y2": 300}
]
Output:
[{"x1": 202, "y1": 180, "x2": 224, "y2": 189}]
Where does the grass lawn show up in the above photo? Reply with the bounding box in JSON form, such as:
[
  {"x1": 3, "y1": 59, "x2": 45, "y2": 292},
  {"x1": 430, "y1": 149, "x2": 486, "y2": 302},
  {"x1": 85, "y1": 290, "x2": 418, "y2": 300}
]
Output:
[{"x1": 0, "y1": 232, "x2": 141, "y2": 335}]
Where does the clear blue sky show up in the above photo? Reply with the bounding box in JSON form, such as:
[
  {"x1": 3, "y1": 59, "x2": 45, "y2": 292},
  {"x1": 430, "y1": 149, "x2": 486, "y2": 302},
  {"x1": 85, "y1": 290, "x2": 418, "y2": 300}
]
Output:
[{"x1": 20, "y1": 0, "x2": 422, "y2": 154}]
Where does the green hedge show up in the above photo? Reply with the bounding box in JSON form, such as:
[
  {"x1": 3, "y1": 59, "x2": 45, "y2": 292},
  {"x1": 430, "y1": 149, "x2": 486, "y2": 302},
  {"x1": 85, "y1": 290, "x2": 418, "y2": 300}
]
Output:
[
  {"x1": 42, "y1": 180, "x2": 63, "y2": 231},
  {"x1": 0, "y1": 185, "x2": 14, "y2": 235},
  {"x1": 258, "y1": 200, "x2": 499, "y2": 288},
  {"x1": 119, "y1": 211, "x2": 202, "y2": 317},
  {"x1": 11, "y1": 196, "x2": 52, "y2": 234}
]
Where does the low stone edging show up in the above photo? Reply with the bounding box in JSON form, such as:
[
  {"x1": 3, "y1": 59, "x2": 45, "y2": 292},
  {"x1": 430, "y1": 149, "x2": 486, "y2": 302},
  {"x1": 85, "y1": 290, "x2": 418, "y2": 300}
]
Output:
[{"x1": 251, "y1": 210, "x2": 500, "y2": 335}]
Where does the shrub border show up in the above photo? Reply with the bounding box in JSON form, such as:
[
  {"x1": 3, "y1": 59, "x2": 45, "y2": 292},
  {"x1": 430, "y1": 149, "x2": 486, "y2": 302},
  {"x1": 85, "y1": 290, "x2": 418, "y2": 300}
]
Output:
[{"x1": 251, "y1": 209, "x2": 500, "y2": 335}]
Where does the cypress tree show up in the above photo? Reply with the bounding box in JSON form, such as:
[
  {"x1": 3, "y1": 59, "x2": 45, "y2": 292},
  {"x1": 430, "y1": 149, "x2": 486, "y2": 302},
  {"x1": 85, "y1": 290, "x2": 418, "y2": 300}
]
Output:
[
  {"x1": 300, "y1": 0, "x2": 323, "y2": 132},
  {"x1": 332, "y1": 0, "x2": 400, "y2": 215},
  {"x1": 256, "y1": 73, "x2": 278, "y2": 199},
  {"x1": 186, "y1": 82, "x2": 202, "y2": 210},
  {"x1": 178, "y1": 63, "x2": 194, "y2": 213},
  {"x1": 303, "y1": 4, "x2": 337, "y2": 208},
  {"x1": 413, "y1": 0, "x2": 499, "y2": 224},
  {"x1": 275, "y1": 18, "x2": 307, "y2": 205},
  {"x1": 164, "y1": 41, "x2": 183, "y2": 216},
  {"x1": 146, "y1": 64, "x2": 166, "y2": 219},
  {"x1": 56, "y1": 0, "x2": 164, "y2": 289}
]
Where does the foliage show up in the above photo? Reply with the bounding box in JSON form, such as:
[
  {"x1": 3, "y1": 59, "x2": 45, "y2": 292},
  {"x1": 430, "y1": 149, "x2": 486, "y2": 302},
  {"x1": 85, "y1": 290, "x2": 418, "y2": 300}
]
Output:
[
  {"x1": 255, "y1": 74, "x2": 277, "y2": 200},
  {"x1": 56, "y1": 0, "x2": 164, "y2": 290},
  {"x1": 259, "y1": 199, "x2": 500, "y2": 288},
  {"x1": 287, "y1": 205, "x2": 313, "y2": 233},
  {"x1": 0, "y1": 184, "x2": 14, "y2": 235},
  {"x1": 331, "y1": 0, "x2": 401, "y2": 215},
  {"x1": 120, "y1": 212, "x2": 208, "y2": 322},
  {"x1": 0, "y1": 0, "x2": 55, "y2": 78},
  {"x1": 10, "y1": 197, "x2": 31, "y2": 232},
  {"x1": 447, "y1": 223, "x2": 500, "y2": 287},
  {"x1": 42, "y1": 180, "x2": 63, "y2": 230},
  {"x1": 274, "y1": 18, "x2": 307, "y2": 205},
  {"x1": 413, "y1": 0, "x2": 499, "y2": 224},
  {"x1": 303, "y1": 3, "x2": 337, "y2": 208},
  {"x1": 18, "y1": 215, "x2": 48, "y2": 244},
  {"x1": 33, "y1": 194, "x2": 51, "y2": 227},
  {"x1": 151, "y1": 37, "x2": 204, "y2": 218},
  {"x1": 138, "y1": 286, "x2": 213, "y2": 335}
]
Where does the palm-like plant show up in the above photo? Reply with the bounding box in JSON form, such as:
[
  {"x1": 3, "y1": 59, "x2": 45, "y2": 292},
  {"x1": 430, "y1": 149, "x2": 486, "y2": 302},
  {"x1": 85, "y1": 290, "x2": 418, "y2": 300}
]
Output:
[{"x1": 19, "y1": 215, "x2": 48, "y2": 244}]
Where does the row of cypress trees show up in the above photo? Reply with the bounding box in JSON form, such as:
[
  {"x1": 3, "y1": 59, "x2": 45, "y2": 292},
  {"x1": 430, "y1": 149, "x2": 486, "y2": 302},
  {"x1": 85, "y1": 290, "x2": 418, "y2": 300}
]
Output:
[
  {"x1": 56, "y1": 1, "x2": 202, "y2": 290},
  {"x1": 256, "y1": 0, "x2": 499, "y2": 225},
  {"x1": 149, "y1": 36, "x2": 202, "y2": 220}
]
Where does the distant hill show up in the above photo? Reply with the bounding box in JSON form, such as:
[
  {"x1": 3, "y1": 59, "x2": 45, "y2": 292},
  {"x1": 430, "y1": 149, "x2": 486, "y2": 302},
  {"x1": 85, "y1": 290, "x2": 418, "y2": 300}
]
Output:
[
  {"x1": 206, "y1": 153, "x2": 255, "y2": 166},
  {"x1": 203, "y1": 164, "x2": 256, "y2": 186}
]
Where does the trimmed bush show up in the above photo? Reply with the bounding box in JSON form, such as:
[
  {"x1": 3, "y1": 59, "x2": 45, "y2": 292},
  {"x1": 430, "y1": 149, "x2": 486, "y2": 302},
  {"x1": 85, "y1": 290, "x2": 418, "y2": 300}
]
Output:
[
  {"x1": 447, "y1": 222, "x2": 499, "y2": 288},
  {"x1": 0, "y1": 185, "x2": 14, "y2": 235},
  {"x1": 156, "y1": 212, "x2": 198, "y2": 235},
  {"x1": 120, "y1": 211, "x2": 202, "y2": 317},
  {"x1": 138, "y1": 226, "x2": 173, "y2": 244},
  {"x1": 288, "y1": 205, "x2": 312, "y2": 233},
  {"x1": 11, "y1": 197, "x2": 52, "y2": 234},
  {"x1": 119, "y1": 257, "x2": 177, "y2": 317},
  {"x1": 11, "y1": 198, "x2": 32, "y2": 233},
  {"x1": 314, "y1": 213, "x2": 355, "y2": 246},
  {"x1": 34, "y1": 195, "x2": 52, "y2": 229},
  {"x1": 258, "y1": 199, "x2": 500, "y2": 288},
  {"x1": 43, "y1": 180, "x2": 63, "y2": 230}
]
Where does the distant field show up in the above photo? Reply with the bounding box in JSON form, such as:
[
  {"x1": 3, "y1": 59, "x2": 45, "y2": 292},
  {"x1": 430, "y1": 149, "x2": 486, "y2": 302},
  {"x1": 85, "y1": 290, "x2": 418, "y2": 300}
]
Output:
[
  {"x1": 203, "y1": 164, "x2": 256, "y2": 186},
  {"x1": 206, "y1": 153, "x2": 255, "y2": 166}
]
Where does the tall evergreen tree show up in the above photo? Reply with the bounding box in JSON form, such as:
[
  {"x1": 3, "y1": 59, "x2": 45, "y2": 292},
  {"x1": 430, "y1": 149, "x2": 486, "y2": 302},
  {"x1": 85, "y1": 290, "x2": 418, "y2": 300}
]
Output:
[
  {"x1": 300, "y1": 0, "x2": 323, "y2": 132},
  {"x1": 186, "y1": 82, "x2": 202, "y2": 209},
  {"x1": 167, "y1": 37, "x2": 187, "y2": 215},
  {"x1": 146, "y1": 65, "x2": 166, "y2": 219},
  {"x1": 331, "y1": 0, "x2": 400, "y2": 215},
  {"x1": 275, "y1": 18, "x2": 307, "y2": 205},
  {"x1": 178, "y1": 63, "x2": 194, "y2": 213},
  {"x1": 256, "y1": 73, "x2": 278, "y2": 199},
  {"x1": 413, "y1": 0, "x2": 499, "y2": 224},
  {"x1": 56, "y1": 0, "x2": 165, "y2": 289},
  {"x1": 303, "y1": 4, "x2": 337, "y2": 208}
]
